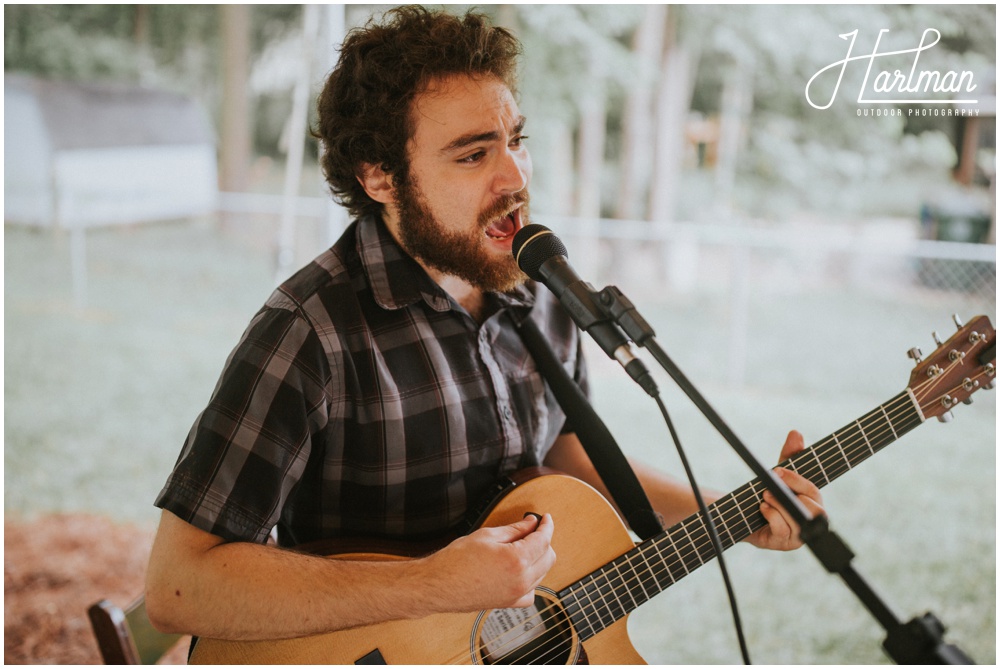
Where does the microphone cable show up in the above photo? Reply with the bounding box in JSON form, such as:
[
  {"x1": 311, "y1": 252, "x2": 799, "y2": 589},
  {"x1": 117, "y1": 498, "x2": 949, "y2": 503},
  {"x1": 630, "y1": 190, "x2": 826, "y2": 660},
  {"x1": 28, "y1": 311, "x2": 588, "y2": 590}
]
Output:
[{"x1": 652, "y1": 391, "x2": 752, "y2": 665}]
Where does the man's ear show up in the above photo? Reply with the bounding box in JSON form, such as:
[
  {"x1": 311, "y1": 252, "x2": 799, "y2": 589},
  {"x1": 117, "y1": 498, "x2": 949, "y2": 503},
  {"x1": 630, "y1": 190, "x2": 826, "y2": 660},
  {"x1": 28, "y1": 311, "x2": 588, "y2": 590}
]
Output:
[{"x1": 357, "y1": 163, "x2": 395, "y2": 204}]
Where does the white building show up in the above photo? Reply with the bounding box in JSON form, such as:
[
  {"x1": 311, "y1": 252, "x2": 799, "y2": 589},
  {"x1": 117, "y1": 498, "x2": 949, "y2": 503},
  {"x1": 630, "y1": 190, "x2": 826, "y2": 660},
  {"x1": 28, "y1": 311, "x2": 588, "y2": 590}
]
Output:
[{"x1": 4, "y1": 74, "x2": 217, "y2": 228}]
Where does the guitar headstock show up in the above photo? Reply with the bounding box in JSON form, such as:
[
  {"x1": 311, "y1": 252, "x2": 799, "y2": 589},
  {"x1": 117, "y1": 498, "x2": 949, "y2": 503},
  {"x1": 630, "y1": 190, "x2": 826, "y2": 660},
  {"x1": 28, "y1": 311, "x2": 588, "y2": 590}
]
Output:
[{"x1": 908, "y1": 314, "x2": 996, "y2": 422}]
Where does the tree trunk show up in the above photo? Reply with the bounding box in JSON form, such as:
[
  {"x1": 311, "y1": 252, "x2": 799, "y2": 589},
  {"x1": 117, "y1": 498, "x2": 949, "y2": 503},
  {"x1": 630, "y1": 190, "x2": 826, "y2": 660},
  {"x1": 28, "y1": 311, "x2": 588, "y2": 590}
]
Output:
[
  {"x1": 219, "y1": 5, "x2": 252, "y2": 196},
  {"x1": 715, "y1": 62, "x2": 753, "y2": 210},
  {"x1": 575, "y1": 85, "x2": 606, "y2": 221},
  {"x1": 648, "y1": 46, "x2": 692, "y2": 224},
  {"x1": 615, "y1": 4, "x2": 668, "y2": 221}
]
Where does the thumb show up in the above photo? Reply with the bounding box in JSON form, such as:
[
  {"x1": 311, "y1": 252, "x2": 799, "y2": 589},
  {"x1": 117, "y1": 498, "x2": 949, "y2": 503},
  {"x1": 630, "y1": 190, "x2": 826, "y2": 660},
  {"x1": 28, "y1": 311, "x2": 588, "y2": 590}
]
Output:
[{"x1": 489, "y1": 514, "x2": 543, "y2": 544}]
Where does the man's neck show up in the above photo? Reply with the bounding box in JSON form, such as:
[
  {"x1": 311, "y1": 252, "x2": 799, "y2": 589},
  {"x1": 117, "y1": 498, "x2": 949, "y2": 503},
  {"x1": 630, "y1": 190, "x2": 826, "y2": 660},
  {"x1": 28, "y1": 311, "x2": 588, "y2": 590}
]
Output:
[{"x1": 426, "y1": 268, "x2": 488, "y2": 323}]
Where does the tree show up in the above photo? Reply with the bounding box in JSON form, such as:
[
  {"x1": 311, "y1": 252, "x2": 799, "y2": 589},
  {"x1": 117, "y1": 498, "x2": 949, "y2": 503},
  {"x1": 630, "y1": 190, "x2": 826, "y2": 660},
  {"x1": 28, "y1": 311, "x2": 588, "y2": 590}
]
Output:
[{"x1": 219, "y1": 5, "x2": 252, "y2": 194}]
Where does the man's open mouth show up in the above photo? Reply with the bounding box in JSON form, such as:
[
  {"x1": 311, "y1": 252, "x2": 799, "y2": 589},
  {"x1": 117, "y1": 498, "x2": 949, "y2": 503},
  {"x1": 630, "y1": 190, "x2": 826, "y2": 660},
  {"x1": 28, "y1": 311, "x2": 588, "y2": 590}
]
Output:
[{"x1": 485, "y1": 207, "x2": 522, "y2": 240}]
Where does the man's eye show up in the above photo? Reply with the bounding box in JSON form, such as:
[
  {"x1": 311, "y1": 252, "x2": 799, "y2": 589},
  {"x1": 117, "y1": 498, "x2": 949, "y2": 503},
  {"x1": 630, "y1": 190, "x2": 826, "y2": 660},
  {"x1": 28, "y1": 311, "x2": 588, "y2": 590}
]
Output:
[
  {"x1": 510, "y1": 135, "x2": 529, "y2": 148},
  {"x1": 459, "y1": 151, "x2": 486, "y2": 164}
]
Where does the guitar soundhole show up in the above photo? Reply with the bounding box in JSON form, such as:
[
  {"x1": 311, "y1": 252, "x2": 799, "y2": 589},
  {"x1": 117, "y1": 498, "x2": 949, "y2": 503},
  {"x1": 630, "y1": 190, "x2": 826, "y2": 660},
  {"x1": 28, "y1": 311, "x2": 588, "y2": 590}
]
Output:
[{"x1": 473, "y1": 590, "x2": 577, "y2": 665}]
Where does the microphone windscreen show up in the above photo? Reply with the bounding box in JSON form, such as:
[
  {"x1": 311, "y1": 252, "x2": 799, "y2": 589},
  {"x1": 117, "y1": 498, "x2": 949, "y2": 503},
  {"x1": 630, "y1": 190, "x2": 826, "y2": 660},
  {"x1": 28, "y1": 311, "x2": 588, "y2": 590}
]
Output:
[{"x1": 512, "y1": 224, "x2": 568, "y2": 281}]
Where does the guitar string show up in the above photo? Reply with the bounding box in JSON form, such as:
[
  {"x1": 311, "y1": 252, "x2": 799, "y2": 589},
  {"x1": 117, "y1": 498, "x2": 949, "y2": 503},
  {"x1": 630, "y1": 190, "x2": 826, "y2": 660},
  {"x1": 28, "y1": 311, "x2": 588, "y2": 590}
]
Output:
[
  {"x1": 441, "y1": 361, "x2": 990, "y2": 664},
  {"x1": 532, "y1": 361, "x2": 992, "y2": 665},
  {"x1": 443, "y1": 377, "x2": 940, "y2": 665},
  {"x1": 532, "y1": 388, "x2": 909, "y2": 656},
  {"x1": 553, "y1": 365, "x2": 981, "y2": 639},
  {"x1": 449, "y1": 378, "x2": 948, "y2": 666},
  {"x1": 552, "y1": 341, "x2": 993, "y2": 644},
  {"x1": 438, "y1": 394, "x2": 911, "y2": 667},
  {"x1": 518, "y1": 358, "x2": 993, "y2": 664}
]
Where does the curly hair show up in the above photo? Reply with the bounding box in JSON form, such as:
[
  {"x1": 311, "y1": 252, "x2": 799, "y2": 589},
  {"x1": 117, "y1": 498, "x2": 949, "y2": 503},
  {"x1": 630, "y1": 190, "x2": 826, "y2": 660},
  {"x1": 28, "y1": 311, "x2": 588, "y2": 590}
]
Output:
[{"x1": 314, "y1": 6, "x2": 522, "y2": 220}]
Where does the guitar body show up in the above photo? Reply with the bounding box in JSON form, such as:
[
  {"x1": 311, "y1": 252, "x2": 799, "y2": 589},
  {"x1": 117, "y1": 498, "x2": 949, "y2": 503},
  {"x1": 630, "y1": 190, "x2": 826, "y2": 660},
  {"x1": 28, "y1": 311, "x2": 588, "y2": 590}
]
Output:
[{"x1": 190, "y1": 472, "x2": 647, "y2": 664}]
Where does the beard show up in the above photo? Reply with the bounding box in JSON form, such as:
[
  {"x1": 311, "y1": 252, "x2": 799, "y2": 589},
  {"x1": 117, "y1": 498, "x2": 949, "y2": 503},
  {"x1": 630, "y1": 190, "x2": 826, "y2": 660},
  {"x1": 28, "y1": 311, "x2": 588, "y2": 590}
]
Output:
[{"x1": 392, "y1": 173, "x2": 529, "y2": 293}]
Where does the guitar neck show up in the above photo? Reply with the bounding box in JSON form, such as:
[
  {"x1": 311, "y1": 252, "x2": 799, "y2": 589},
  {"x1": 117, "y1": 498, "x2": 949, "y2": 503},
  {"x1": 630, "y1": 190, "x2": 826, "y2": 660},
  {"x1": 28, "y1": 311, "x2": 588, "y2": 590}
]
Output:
[{"x1": 559, "y1": 389, "x2": 924, "y2": 641}]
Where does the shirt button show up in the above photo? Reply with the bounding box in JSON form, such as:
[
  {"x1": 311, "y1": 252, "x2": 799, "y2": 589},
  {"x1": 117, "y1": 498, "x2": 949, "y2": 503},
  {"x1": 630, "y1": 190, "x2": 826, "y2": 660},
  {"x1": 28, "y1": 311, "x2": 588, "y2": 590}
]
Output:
[{"x1": 502, "y1": 406, "x2": 513, "y2": 419}]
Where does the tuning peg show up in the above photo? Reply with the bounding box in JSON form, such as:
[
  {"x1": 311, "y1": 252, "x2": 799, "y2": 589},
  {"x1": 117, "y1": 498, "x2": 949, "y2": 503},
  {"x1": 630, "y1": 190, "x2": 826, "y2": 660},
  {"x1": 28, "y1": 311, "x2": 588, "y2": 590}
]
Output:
[
  {"x1": 987, "y1": 378, "x2": 997, "y2": 390},
  {"x1": 907, "y1": 347, "x2": 923, "y2": 364},
  {"x1": 932, "y1": 331, "x2": 943, "y2": 346},
  {"x1": 962, "y1": 397, "x2": 974, "y2": 405},
  {"x1": 952, "y1": 314, "x2": 964, "y2": 329},
  {"x1": 937, "y1": 411, "x2": 954, "y2": 423}
]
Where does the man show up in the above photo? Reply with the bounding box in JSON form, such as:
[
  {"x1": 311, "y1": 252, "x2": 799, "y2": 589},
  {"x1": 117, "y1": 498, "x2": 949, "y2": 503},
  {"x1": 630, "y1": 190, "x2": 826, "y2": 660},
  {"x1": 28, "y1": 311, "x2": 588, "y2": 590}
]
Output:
[{"x1": 145, "y1": 6, "x2": 823, "y2": 644}]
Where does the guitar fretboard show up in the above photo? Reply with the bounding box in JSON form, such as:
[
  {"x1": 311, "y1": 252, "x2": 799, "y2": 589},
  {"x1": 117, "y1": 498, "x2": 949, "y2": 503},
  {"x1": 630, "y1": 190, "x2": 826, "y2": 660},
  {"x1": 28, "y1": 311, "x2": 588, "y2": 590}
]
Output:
[{"x1": 558, "y1": 390, "x2": 923, "y2": 640}]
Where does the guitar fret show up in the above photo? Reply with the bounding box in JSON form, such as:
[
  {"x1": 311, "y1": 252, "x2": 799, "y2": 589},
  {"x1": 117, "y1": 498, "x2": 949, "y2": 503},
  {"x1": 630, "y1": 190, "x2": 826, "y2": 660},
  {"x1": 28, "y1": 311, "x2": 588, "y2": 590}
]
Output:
[
  {"x1": 856, "y1": 420, "x2": 874, "y2": 455},
  {"x1": 565, "y1": 597, "x2": 596, "y2": 641},
  {"x1": 710, "y1": 502, "x2": 736, "y2": 550},
  {"x1": 681, "y1": 521, "x2": 705, "y2": 566},
  {"x1": 879, "y1": 405, "x2": 899, "y2": 439},
  {"x1": 665, "y1": 529, "x2": 690, "y2": 575},
  {"x1": 696, "y1": 513, "x2": 720, "y2": 558},
  {"x1": 595, "y1": 571, "x2": 626, "y2": 624},
  {"x1": 634, "y1": 550, "x2": 656, "y2": 602},
  {"x1": 737, "y1": 483, "x2": 756, "y2": 535},
  {"x1": 648, "y1": 538, "x2": 675, "y2": 589},
  {"x1": 579, "y1": 573, "x2": 613, "y2": 636},
  {"x1": 610, "y1": 558, "x2": 639, "y2": 612},
  {"x1": 809, "y1": 448, "x2": 830, "y2": 484},
  {"x1": 832, "y1": 432, "x2": 852, "y2": 469}
]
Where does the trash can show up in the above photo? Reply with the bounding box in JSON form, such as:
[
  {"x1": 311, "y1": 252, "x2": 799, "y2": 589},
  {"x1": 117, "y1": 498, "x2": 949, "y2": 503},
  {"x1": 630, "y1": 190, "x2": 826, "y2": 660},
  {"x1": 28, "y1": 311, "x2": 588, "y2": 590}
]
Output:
[{"x1": 917, "y1": 196, "x2": 993, "y2": 290}]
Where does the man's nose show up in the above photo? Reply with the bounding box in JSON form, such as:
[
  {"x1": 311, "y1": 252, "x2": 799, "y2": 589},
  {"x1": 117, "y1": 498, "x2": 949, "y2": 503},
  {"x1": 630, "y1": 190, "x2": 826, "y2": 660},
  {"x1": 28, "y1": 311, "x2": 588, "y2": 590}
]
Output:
[{"x1": 494, "y1": 148, "x2": 530, "y2": 194}]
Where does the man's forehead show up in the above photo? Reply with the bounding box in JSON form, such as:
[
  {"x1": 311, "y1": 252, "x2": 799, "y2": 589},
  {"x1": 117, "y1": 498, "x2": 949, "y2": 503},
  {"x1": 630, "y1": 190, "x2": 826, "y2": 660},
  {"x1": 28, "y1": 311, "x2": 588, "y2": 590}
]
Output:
[{"x1": 410, "y1": 75, "x2": 522, "y2": 148}]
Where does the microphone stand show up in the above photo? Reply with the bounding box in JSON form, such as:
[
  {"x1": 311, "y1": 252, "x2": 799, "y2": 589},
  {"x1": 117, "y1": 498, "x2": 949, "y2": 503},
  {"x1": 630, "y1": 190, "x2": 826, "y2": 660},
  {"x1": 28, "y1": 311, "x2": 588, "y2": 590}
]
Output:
[{"x1": 596, "y1": 285, "x2": 974, "y2": 665}]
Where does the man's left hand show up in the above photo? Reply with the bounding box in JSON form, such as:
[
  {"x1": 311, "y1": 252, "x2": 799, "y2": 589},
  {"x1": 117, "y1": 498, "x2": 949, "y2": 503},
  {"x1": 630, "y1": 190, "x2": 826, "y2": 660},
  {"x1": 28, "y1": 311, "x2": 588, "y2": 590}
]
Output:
[{"x1": 746, "y1": 430, "x2": 825, "y2": 551}]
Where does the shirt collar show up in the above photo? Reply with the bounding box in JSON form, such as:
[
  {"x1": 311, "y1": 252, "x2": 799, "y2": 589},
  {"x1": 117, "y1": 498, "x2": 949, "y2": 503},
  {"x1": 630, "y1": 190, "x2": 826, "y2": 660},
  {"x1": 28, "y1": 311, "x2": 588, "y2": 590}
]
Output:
[{"x1": 356, "y1": 215, "x2": 537, "y2": 315}]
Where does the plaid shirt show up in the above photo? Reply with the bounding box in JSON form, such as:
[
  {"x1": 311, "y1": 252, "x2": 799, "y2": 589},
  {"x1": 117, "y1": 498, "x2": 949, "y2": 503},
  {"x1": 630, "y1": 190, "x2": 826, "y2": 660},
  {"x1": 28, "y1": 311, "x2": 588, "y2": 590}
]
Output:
[{"x1": 155, "y1": 215, "x2": 586, "y2": 546}]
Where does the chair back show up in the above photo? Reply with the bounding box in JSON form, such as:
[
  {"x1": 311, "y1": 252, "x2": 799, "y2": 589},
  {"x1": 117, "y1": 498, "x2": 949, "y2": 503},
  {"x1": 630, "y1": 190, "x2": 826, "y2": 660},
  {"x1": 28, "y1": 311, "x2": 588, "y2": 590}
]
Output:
[{"x1": 88, "y1": 596, "x2": 184, "y2": 664}]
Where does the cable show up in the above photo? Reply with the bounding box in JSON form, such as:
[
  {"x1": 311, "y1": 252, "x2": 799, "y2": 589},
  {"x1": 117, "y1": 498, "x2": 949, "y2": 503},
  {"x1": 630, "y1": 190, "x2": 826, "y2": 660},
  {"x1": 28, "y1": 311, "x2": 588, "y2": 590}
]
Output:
[{"x1": 653, "y1": 392, "x2": 752, "y2": 665}]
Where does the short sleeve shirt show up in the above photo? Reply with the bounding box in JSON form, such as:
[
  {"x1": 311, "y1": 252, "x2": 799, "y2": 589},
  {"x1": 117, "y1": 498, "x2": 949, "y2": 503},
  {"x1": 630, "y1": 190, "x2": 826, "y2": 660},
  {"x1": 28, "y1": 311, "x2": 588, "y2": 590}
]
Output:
[{"x1": 154, "y1": 215, "x2": 587, "y2": 547}]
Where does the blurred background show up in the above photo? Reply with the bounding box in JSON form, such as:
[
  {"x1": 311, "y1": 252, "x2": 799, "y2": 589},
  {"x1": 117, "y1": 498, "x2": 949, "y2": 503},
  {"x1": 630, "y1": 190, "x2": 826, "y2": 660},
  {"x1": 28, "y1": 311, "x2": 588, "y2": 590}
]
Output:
[{"x1": 4, "y1": 4, "x2": 995, "y2": 664}]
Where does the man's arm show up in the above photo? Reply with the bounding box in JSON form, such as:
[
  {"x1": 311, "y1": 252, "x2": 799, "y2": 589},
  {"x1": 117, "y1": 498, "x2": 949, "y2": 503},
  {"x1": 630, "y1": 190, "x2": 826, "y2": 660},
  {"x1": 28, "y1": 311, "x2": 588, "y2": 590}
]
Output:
[
  {"x1": 145, "y1": 509, "x2": 555, "y2": 640},
  {"x1": 543, "y1": 431, "x2": 823, "y2": 551}
]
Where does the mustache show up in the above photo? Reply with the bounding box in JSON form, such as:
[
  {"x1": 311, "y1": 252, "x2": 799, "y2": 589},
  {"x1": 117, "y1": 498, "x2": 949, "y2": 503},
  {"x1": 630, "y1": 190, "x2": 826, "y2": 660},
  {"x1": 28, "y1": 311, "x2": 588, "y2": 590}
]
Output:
[{"x1": 478, "y1": 191, "x2": 529, "y2": 227}]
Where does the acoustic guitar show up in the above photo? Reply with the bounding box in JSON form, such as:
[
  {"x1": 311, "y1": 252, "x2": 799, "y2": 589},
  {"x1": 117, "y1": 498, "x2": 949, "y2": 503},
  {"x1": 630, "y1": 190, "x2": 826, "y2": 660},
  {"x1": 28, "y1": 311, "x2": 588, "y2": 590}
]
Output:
[{"x1": 190, "y1": 315, "x2": 995, "y2": 665}]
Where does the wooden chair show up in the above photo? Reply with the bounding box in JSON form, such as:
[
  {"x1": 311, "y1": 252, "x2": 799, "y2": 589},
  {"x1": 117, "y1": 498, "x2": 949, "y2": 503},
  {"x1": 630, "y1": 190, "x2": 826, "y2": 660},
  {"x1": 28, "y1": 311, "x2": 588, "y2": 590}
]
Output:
[{"x1": 88, "y1": 596, "x2": 186, "y2": 664}]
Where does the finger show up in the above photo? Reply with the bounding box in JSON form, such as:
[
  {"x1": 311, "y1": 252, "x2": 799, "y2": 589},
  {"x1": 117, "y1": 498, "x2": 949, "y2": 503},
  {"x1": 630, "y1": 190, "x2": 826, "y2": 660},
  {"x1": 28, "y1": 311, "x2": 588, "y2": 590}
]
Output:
[
  {"x1": 778, "y1": 429, "x2": 805, "y2": 461},
  {"x1": 775, "y1": 468, "x2": 823, "y2": 504},
  {"x1": 763, "y1": 472, "x2": 826, "y2": 534},
  {"x1": 760, "y1": 493, "x2": 796, "y2": 542}
]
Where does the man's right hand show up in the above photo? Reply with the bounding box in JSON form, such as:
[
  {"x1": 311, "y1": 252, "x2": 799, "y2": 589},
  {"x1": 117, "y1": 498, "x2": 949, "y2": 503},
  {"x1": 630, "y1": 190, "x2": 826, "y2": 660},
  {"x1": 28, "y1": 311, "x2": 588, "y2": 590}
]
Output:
[{"x1": 419, "y1": 513, "x2": 556, "y2": 612}]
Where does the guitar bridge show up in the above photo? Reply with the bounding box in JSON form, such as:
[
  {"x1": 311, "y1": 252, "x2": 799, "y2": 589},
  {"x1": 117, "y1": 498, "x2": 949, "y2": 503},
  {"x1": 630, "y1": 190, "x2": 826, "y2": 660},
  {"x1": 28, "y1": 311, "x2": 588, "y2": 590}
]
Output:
[{"x1": 354, "y1": 648, "x2": 387, "y2": 664}]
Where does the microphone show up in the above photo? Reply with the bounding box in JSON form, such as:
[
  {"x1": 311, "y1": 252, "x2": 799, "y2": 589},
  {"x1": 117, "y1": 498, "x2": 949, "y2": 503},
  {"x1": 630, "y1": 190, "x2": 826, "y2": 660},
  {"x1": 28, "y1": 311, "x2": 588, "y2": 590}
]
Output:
[{"x1": 513, "y1": 224, "x2": 658, "y2": 397}]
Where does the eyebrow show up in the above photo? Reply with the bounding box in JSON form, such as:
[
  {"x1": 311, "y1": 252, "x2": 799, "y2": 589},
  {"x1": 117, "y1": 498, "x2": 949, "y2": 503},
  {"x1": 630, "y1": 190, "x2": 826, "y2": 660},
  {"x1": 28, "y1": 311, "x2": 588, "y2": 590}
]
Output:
[{"x1": 440, "y1": 116, "x2": 526, "y2": 154}]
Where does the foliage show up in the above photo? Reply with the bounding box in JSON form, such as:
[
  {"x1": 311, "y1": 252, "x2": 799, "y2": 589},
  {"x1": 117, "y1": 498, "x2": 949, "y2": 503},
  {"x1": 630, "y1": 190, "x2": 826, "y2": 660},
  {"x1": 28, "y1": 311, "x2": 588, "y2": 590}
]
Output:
[{"x1": 677, "y1": 4, "x2": 995, "y2": 218}]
